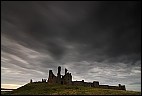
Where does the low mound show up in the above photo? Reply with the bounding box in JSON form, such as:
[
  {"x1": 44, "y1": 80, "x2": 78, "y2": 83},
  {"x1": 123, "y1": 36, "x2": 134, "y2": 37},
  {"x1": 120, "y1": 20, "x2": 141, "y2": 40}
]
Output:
[{"x1": 2, "y1": 82, "x2": 141, "y2": 95}]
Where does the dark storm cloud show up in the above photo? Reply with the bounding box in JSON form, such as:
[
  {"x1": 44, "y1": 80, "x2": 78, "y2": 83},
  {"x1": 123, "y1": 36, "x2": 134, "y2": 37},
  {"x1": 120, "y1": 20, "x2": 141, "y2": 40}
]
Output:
[
  {"x1": 2, "y1": 1, "x2": 141, "y2": 61},
  {"x1": 66, "y1": 1, "x2": 141, "y2": 60},
  {"x1": 1, "y1": 1, "x2": 141, "y2": 91}
]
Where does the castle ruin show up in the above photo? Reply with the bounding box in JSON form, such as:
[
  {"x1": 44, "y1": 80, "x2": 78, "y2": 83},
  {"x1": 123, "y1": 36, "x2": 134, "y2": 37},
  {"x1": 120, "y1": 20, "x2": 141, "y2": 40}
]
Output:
[
  {"x1": 31, "y1": 66, "x2": 126, "y2": 90},
  {"x1": 48, "y1": 66, "x2": 72, "y2": 85},
  {"x1": 47, "y1": 66, "x2": 126, "y2": 90}
]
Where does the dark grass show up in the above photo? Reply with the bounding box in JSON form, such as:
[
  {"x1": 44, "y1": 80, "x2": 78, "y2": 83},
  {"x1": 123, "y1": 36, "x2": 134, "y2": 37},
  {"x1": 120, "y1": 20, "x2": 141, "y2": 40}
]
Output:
[{"x1": 1, "y1": 82, "x2": 141, "y2": 95}]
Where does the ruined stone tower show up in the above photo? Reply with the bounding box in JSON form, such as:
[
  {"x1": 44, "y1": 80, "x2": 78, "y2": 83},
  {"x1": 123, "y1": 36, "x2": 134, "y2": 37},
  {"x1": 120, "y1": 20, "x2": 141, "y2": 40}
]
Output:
[
  {"x1": 56, "y1": 66, "x2": 61, "y2": 84},
  {"x1": 47, "y1": 66, "x2": 72, "y2": 85}
]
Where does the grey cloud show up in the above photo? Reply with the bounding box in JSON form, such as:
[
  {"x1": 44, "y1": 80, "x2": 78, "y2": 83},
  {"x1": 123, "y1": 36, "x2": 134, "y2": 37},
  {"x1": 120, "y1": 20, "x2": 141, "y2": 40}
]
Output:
[{"x1": 2, "y1": 1, "x2": 141, "y2": 60}]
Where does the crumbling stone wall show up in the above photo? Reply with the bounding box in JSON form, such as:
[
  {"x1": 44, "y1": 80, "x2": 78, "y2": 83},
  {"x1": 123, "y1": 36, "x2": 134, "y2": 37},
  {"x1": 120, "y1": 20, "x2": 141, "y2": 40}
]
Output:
[
  {"x1": 47, "y1": 70, "x2": 57, "y2": 84},
  {"x1": 99, "y1": 85, "x2": 109, "y2": 89},
  {"x1": 72, "y1": 81, "x2": 84, "y2": 86},
  {"x1": 108, "y1": 86, "x2": 120, "y2": 90},
  {"x1": 63, "y1": 73, "x2": 72, "y2": 85},
  {"x1": 118, "y1": 84, "x2": 126, "y2": 90},
  {"x1": 93, "y1": 81, "x2": 99, "y2": 87}
]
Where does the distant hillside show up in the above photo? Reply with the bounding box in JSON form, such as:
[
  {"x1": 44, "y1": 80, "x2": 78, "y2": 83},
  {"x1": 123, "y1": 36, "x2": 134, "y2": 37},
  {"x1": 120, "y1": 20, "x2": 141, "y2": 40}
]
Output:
[{"x1": 1, "y1": 82, "x2": 141, "y2": 95}]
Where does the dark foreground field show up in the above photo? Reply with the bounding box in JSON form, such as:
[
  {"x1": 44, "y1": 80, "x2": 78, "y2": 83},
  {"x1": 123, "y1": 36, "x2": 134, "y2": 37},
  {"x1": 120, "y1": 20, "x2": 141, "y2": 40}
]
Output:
[{"x1": 1, "y1": 83, "x2": 141, "y2": 95}]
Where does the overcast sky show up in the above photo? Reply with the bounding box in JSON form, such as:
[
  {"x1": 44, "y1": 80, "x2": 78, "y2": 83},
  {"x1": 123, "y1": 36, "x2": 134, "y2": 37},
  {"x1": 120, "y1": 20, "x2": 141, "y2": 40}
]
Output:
[{"x1": 1, "y1": 1, "x2": 141, "y2": 91}]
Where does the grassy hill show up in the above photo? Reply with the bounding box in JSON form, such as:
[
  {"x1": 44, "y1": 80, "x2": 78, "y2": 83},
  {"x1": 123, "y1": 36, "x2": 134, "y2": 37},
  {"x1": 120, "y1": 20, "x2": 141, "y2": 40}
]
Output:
[{"x1": 1, "y1": 82, "x2": 141, "y2": 95}]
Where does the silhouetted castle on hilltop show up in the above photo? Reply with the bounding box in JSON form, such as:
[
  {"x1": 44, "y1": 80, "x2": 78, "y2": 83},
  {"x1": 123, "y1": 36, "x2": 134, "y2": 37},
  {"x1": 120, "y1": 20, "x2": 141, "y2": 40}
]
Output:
[{"x1": 30, "y1": 66, "x2": 126, "y2": 90}]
